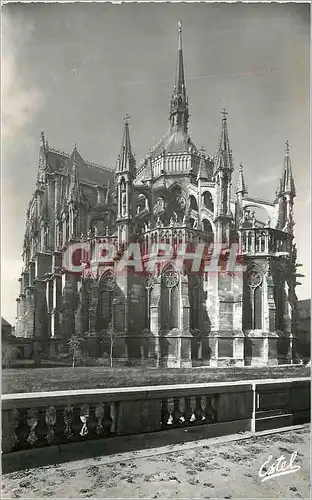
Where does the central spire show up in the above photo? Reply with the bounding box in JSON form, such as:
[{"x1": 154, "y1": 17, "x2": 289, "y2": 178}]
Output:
[
  {"x1": 214, "y1": 109, "x2": 233, "y2": 172},
  {"x1": 169, "y1": 21, "x2": 189, "y2": 132}
]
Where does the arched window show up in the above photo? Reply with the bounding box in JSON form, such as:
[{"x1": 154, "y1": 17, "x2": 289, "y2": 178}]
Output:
[
  {"x1": 98, "y1": 271, "x2": 115, "y2": 331},
  {"x1": 202, "y1": 192, "x2": 214, "y2": 212},
  {"x1": 222, "y1": 174, "x2": 228, "y2": 214},
  {"x1": 202, "y1": 219, "x2": 213, "y2": 234},
  {"x1": 120, "y1": 180, "x2": 127, "y2": 216},
  {"x1": 136, "y1": 193, "x2": 149, "y2": 214},
  {"x1": 243, "y1": 267, "x2": 263, "y2": 330},
  {"x1": 144, "y1": 274, "x2": 154, "y2": 331},
  {"x1": 91, "y1": 219, "x2": 106, "y2": 235},
  {"x1": 188, "y1": 275, "x2": 200, "y2": 330},
  {"x1": 160, "y1": 267, "x2": 179, "y2": 330},
  {"x1": 189, "y1": 195, "x2": 198, "y2": 212},
  {"x1": 274, "y1": 267, "x2": 285, "y2": 331}
]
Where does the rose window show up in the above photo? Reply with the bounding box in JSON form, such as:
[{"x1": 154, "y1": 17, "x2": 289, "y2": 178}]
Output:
[
  {"x1": 247, "y1": 269, "x2": 262, "y2": 289},
  {"x1": 162, "y1": 270, "x2": 179, "y2": 288}
]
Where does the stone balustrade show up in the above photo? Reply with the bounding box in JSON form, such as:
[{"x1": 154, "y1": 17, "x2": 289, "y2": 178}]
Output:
[
  {"x1": 2, "y1": 377, "x2": 310, "y2": 472},
  {"x1": 239, "y1": 228, "x2": 291, "y2": 256}
]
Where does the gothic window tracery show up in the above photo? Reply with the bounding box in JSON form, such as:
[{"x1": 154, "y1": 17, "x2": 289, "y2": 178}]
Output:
[
  {"x1": 98, "y1": 271, "x2": 115, "y2": 331},
  {"x1": 160, "y1": 267, "x2": 179, "y2": 330},
  {"x1": 202, "y1": 192, "x2": 214, "y2": 212},
  {"x1": 189, "y1": 275, "x2": 201, "y2": 331},
  {"x1": 120, "y1": 180, "x2": 127, "y2": 217},
  {"x1": 274, "y1": 266, "x2": 285, "y2": 330},
  {"x1": 153, "y1": 197, "x2": 165, "y2": 216},
  {"x1": 189, "y1": 195, "x2": 198, "y2": 212},
  {"x1": 202, "y1": 219, "x2": 213, "y2": 234},
  {"x1": 243, "y1": 267, "x2": 263, "y2": 330}
]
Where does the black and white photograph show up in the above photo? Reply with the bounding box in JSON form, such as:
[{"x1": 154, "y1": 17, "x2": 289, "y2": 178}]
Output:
[{"x1": 1, "y1": 1, "x2": 311, "y2": 498}]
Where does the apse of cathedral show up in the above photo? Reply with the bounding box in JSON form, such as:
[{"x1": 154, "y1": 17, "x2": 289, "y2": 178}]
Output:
[{"x1": 15, "y1": 23, "x2": 300, "y2": 367}]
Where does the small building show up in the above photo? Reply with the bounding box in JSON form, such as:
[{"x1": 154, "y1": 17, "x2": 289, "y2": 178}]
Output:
[
  {"x1": 1, "y1": 318, "x2": 13, "y2": 340},
  {"x1": 297, "y1": 299, "x2": 311, "y2": 360}
]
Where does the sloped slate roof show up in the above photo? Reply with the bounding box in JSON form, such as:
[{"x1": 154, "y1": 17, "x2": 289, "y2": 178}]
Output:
[
  {"x1": 47, "y1": 148, "x2": 114, "y2": 186},
  {"x1": 1, "y1": 317, "x2": 11, "y2": 327}
]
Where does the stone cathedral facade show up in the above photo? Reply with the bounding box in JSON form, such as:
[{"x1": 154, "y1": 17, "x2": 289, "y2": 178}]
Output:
[{"x1": 15, "y1": 24, "x2": 301, "y2": 367}]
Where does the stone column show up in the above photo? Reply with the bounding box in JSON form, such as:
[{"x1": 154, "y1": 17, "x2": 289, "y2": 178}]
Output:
[
  {"x1": 150, "y1": 277, "x2": 161, "y2": 365},
  {"x1": 25, "y1": 287, "x2": 35, "y2": 338},
  {"x1": 51, "y1": 272, "x2": 62, "y2": 338},
  {"x1": 88, "y1": 279, "x2": 99, "y2": 334},
  {"x1": 179, "y1": 273, "x2": 192, "y2": 368},
  {"x1": 60, "y1": 272, "x2": 77, "y2": 339},
  {"x1": 34, "y1": 279, "x2": 49, "y2": 340}
]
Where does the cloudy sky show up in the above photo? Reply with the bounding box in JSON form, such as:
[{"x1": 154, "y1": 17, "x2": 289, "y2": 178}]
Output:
[{"x1": 2, "y1": 2, "x2": 310, "y2": 324}]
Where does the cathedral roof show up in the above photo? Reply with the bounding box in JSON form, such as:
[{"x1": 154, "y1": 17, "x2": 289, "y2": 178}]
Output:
[
  {"x1": 197, "y1": 148, "x2": 210, "y2": 181},
  {"x1": 149, "y1": 128, "x2": 198, "y2": 159},
  {"x1": 138, "y1": 22, "x2": 199, "y2": 178},
  {"x1": 46, "y1": 146, "x2": 114, "y2": 186}
]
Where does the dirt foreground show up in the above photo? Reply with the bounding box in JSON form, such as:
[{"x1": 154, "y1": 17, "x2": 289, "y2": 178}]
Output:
[{"x1": 2, "y1": 426, "x2": 310, "y2": 499}]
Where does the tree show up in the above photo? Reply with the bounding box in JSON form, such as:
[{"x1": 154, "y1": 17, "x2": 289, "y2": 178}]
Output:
[
  {"x1": 2, "y1": 342, "x2": 20, "y2": 369},
  {"x1": 68, "y1": 331, "x2": 87, "y2": 368},
  {"x1": 107, "y1": 322, "x2": 116, "y2": 368}
]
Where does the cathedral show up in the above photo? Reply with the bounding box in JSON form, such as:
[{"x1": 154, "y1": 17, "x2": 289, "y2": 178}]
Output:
[{"x1": 15, "y1": 23, "x2": 301, "y2": 367}]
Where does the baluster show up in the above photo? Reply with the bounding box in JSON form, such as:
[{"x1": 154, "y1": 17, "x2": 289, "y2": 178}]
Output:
[
  {"x1": 87, "y1": 405, "x2": 98, "y2": 438},
  {"x1": 54, "y1": 406, "x2": 65, "y2": 444},
  {"x1": 26, "y1": 408, "x2": 39, "y2": 446},
  {"x1": 183, "y1": 397, "x2": 192, "y2": 423},
  {"x1": 189, "y1": 396, "x2": 197, "y2": 423},
  {"x1": 165, "y1": 397, "x2": 175, "y2": 425},
  {"x1": 110, "y1": 402, "x2": 117, "y2": 434},
  {"x1": 11, "y1": 408, "x2": 20, "y2": 450},
  {"x1": 200, "y1": 396, "x2": 208, "y2": 421},
  {"x1": 102, "y1": 403, "x2": 113, "y2": 435},
  {"x1": 80, "y1": 404, "x2": 89, "y2": 437},
  {"x1": 161, "y1": 399, "x2": 169, "y2": 427},
  {"x1": 63, "y1": 404, "x2": 74, "y2": 439},
  {"x1": 36, "y1": 408, "x2": 48, "y2": 446},
  {"x1": 94, "y1": 403, "x2": 105, "y2": 436},
  {"x1": 45, "y1": 406, "x2": 57, "y2": 444},
  {"x1": 15, "y1": 408, "x2": 29, "y2": 449},
  {"x1": 177, "y1": 397, "x2": 186, "y2": 424},
  {"x1": 206, "y1": 395, "x2": 217, "y2": 422},
  {"x1": 71, "y1": 405, "x2": 82, "y2": 436}
]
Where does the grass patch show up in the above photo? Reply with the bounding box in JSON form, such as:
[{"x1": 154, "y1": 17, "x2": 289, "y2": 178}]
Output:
[{"x1": 2, "y1": 364, "x2": 309, "y2": 394}]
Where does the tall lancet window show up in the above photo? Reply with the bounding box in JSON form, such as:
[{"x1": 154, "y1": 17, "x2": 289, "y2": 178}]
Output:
[
  {"x1": 189, "y1": 275, "x2": 200, "y2": 330},
  {"x1": 145, "y1": 274, "x2": 154, "y2": 331},
  {"x1": 222, "y1": 173, "x2": 228, "y2": 214},
  {"x1": 99, "y1": 271, "x2": 115, "y2": 331},
  {"x1": 161, "y1": 267, "x2": 180, "y2": 330},
  {"x1": 120, "y1": 180, "x2": 127, "y2": 217},
  {"x1": 274, "y1": 266, "x2": 285, "y2": 331},
  {"x1": 243, "y1": 267, "x2": 263, "y2": 330}
]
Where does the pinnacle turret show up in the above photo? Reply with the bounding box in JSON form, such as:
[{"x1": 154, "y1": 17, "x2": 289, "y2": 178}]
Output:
[
  {"x1": 116, "y1": 115, "x2": 136, "y2": 177},
  {"x1": 277, "y1": 141, "x2": 296, "y2": 198},
  {"x1": 37, "y1": 131, "x2": 48, "y2": 184},
  {"x1": 67, "y1": 148, "x2": 82, "y2": 204},
  {"x1": 214, "y1": 109, "x2": 233, "y2": 173},
  {"x1": 197, "y1": 148, "x2": 210, "y2": 181},
  {"x1": 236, "y1": 163, "x2": 248, "y2": 196},
  {"x1": 169, "y1": 21, "x2": 189, "y2": 132}
]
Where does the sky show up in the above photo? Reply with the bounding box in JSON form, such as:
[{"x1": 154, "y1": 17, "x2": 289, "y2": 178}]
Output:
[{"x1": 2, "y1": 2, "x2": 310, "y2": 324}]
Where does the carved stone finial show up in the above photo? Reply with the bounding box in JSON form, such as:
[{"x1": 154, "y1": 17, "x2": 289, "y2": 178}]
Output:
[{"x1": 221, "y1": 108, "x2": 228, "y2": 120}]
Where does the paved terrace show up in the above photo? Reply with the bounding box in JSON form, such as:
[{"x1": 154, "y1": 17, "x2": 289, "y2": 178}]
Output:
[{"x1": 2, "y1": 425, "x2": 310, "y2": 499}]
